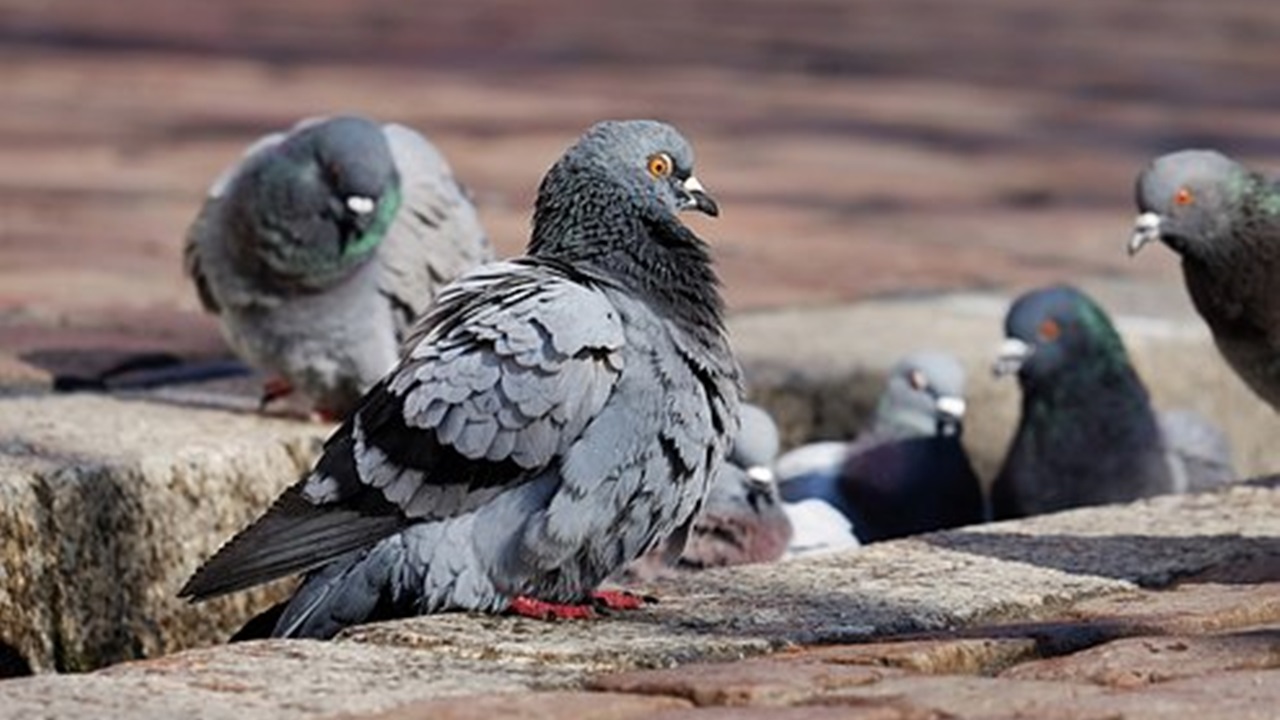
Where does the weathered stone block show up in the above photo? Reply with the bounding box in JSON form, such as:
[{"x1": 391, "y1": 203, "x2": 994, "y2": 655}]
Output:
[
  {"x1": 589, "y1": 658, "x2": 900, "y2": 707},
  {"x1": 345, "y1": 691, "x2": 692, "y2": 720},
  {"x1": 0, "y1": 394, "x2": 327, "y2": 671},
  {"x1": 1001, "y1": 626, "x2": 1280, "y2": 687},
  {"x1": 797, "y1": 637, "x2": 1040, "y2": 676}
]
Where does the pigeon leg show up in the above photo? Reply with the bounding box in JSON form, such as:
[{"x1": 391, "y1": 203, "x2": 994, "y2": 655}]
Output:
[
  {"x1": 590, "y1": 589, "x2": 653, "y2": 611},
  {"x1": 259, "y1": 376, "x2": 295, "y2": 409},
  {"x1": 508, "y1": 596, "x2": 597, "y2": 620}
]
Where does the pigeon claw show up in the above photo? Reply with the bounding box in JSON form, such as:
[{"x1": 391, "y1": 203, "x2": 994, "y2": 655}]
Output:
[
  {"x1": 508, "y1": 596, "x2": 597, "y2": 621},
  {"x1": 590, "y1": 589, "x2": 654, "y2": 611}
]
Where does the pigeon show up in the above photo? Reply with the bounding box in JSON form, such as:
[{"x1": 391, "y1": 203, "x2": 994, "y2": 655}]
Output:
[
  {"x1": 991, "y1": 284, "x2": 1235, "y2": 520},
  {"x1": 1158, "y1": 409, "x2": 1236, "y2": 493},
  {"x1": 776, "y1": 351, "x2": 984, "y2": 546},
  {"x1": 184, "y1": 115, "x2": 494, "y2": 420},
  {"x1": 1130, "y1": 149, "x2": 1280, "y2": 412},
  {"x1": 621, "y1": 404, "x2": 791, "y2": 582},
  {"x1": 180, "y1": 119, "x2": 740, "y2": 639},
  {"x1": 728, "y1": 403, "x2": 782, "y2": 475}
]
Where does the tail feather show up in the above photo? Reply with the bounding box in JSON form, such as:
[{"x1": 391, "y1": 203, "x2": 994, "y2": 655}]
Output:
[
  {"x1": 272, "y1": 547, "x2": 400, "y2": 639},
  {"x1": 180, "y1": 484, "x2": 405, "y2": 601}
]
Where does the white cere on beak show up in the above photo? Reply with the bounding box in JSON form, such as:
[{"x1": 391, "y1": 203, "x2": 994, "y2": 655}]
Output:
[
  {"x1": 346, "y1": 196, "x2": 376, "y2": 215},
  {"x1": 993, "y1": 337, "x2": 1034, "y2": 377},
  {"x1": 746, "y1": 465, "x2": 776, "y2": 484},
  {"x1": 935, "y1": 395, "x2": 967, "y2": 419},
  {"x1": 683, "y1": 175, "x2": 707, "y2": 195},
  {"x1": 1128, "y1": 212, "x2": 1162, "y2": 256}
]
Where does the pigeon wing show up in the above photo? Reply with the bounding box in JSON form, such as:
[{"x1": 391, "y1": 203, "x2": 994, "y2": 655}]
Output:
[
  {"x1": 376, "y1": 123, "x2": 495, "y2": 337},
  {"x1": 180, "y1": 260, "x2": 626, "y2": 599}
]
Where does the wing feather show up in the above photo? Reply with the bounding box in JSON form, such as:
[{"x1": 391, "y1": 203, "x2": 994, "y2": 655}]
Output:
[
  {"x1": 375, "y1": 123, "x2": 494, "y2": 336},
  {"x1": 181, "y1": 260, "x2": 626, "y2": 599}
]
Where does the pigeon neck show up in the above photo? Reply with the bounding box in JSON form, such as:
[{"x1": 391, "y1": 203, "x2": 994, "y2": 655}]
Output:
[
  {"x1": 1024, "y1": 361, "x2": 1158, "y2": 443},
  {"x1": 1197, "y1": 172, "x2": 1280, "y2": 272},
  {"x1": 530, "y1": 176, "x2": 726, "y2": 335},
  {"x1": 871, "y1": 404, "x2": 940, "y2": 440}
]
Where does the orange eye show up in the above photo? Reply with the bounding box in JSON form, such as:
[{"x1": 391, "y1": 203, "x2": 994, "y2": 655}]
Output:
[
  {"x1": 1038, "y1": 318, "x2": 1061, "y2": 341},
  {"x1": 647, "y1": 152, "x2": 673, "y2": 178},
  {"x1": 1174, "y1": 187, "x2": 1194, "y2": 206}
]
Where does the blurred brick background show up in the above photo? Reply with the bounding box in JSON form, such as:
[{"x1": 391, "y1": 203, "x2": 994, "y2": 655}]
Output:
[{"x1": 3, "y1": 0, "x2": 1280, "y2": 365}]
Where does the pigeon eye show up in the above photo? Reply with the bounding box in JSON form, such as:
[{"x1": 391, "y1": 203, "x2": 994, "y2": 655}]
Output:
[
  {"x1": 907, "y1": 369, "x2": 928, "y2": 391},
  {"x1": 647, "y1": 153, "x2": 673, "y2": 179},
  {"x1": 1174, "y1": 187, "x2": 1194, "y2": 206},
  {"x1": 1038, "y1": 319, "x2": 1061, "y2": 342}
]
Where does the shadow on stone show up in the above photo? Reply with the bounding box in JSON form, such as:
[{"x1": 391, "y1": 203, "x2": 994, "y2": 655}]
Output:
[
  {"x1": 21, "y1": 348, "x2": 269, "y2": 416},
  {"x1": 0, "y1": 641, "x2": 33, "y2": 678},
  {"x1": 923, "y1": 531, "x2": 1280, "y2": 587}
]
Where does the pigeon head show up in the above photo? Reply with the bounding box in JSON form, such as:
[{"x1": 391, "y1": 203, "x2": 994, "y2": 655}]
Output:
[
  {"x1": 1129, "y1": 149, "x2": 1250, "y2": 260},
  {"x1": 235, "y1": 115, "x2": 402, "y2": 287},
  {"x1": 874, "y1": 351, "x2": 968, "y2": 438},
  {"x1": 530, "y1": 120, "x2": 718, "y2": 258},
  {"x1": 728, "y1": 404, "x2": 781, "y2": 480},
  {"x1": 529, "y1": 119, "x2": 725, "y2": 333},
  {"x1": 993, "y1": 285, "x2": 1129, "y2": 387}
]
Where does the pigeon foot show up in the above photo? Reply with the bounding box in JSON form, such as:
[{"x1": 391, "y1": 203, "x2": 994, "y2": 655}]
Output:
[
  {"x1": 590, "y1": 589, "x2": 653, "y2": 611},
  {"x1": 508, "y1": 596, "x2": 597, "y2": 620},
  {"x1": 259, "y1": 376, "x2": 295, "y2": 409}
]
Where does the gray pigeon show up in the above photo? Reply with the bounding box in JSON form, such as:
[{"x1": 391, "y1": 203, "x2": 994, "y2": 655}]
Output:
[
  {"x1": 1158, "y1": 409, "x2": 1236, "y2": 493},
  {"x1": 1130, "y1": 149, "x2": 1280, "y2": 412},
  {"x1": 185, "y1": 115, "x2": 493, "y2": 419},
  {"x1": 776, "y1": 351, "x2": 983, "y2": 546},
  {"x1": 180, "y1": 119, "x2": 739, "y2": 639},
  {"x1": 622, "y1": 404, "x2": 791, "y2": 582},
  {"x1": 728, "y1": 403, "x2": 782, "y2": 474},
  {"x1": 991, "y1": 284, "x2": 1235, "y2": 520}
]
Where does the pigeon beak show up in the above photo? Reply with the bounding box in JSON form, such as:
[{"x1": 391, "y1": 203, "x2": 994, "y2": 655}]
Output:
[
  {"x1": 934, "y1": 395, "x2": 967, "y2": 421},
  {"x1": 1128, "y1": 212, "x2": 1162, "y2": 256},
  {"x1": 745, "y1": 465, "x2": 776, "y2": 484},
  {"x1": 992, "y1": 337, "x2": 1033, "y2": 377},
  {"x1": 681, "y1": 175, "x2": 720, "y2": 217},
  {"x1": 346, "y1": 196, "x2": 376, "y2": 215}
]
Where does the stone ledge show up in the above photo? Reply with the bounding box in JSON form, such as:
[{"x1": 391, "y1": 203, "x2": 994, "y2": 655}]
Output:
[
  {"x1": 0, "y1": 394, "x2": 328, "y2": 672},
  {"x1": 0, "y1": 484, "x2": 1273, "y2": 718}
]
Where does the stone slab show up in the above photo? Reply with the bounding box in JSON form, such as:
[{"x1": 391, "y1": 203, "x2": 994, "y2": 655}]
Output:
[
  {"x1": 0, "y1": 394, "x2": 328, "y2": 672},
  {"x1": 0, "y1": 640, "x2": 574, "y2": 719},
  {"x1": 1063, "y1": 669, "x2": 1280, "y2": 720},
  {"x1": 810, "y1": 673, "x2": 1109, "y2": 718},
  {"x1": 645, "y1": 707, "x2": 914, "y2": 720},
  {"x1": 278, "y1": 485, "x2": 1280, "y2": 673},
  {"x1": 340, "y1": 691, "x2": 693, "y2": 720},
  {"x1": 1066, "y1": 582, "x2": 1280, "y2": 635},
  {"x1": 0, "y1": 483, "x2": 1272, "y2": 717},
  {"x1": 797, "y1": 637, "x2": 1040, "y2": 676},
  {"x1": 1001, "y1": 625, "x2": 1280, "y2": 687},
  {"x1": 590, "y1": 658, "x2": 899, "y2": 707}
]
